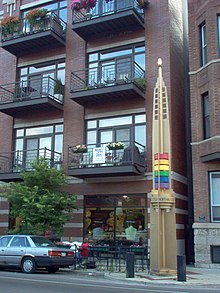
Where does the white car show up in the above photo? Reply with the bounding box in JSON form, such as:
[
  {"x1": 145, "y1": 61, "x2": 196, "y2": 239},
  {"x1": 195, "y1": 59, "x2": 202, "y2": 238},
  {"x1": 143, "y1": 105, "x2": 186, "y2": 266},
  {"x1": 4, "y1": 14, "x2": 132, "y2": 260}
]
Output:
[{"x1": 0, "y1": 234, "x2": 75, "y2": 273}]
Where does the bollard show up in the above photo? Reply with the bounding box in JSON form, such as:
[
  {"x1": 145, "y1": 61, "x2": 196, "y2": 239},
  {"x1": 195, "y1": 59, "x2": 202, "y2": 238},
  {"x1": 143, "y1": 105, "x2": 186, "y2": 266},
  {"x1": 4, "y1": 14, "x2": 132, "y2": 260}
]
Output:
[
  {"x1": 177, "y1": 255, "x2": 186, "y2": 282},
  {"x1": 126, "y1": 252, "x2": 134, "y2": 278}
]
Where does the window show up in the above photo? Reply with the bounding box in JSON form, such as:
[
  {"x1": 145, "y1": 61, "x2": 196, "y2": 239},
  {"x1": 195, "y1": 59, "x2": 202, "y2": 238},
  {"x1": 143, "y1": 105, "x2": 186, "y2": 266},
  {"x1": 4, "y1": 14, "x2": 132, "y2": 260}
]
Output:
[
  {"x1": 88, "y1": 44, "x2": 145, "y2": 85},
  {"x1": 10, "y1": 236, "x2": 26, "y2": 247},
  {"x1": 0, "y1": 236, "x2": 12, "y2": 247},
  {"x1": 14, "y1": 123, "x2": 63, "y2": 170},
  {"x1": 210, "y1": 172, "x2": 220, "y2": 222},
  {"x1": 23, "y1": 1, "x2": 67, "y2": 22},
  {"x1": 85, "y1": 195, "x2": 148, "y2": 244},
  {"x1": 18, "y1": 60, "x2": 65, "y2": 99},
  {"x1": 202, "y1": 92, "x2": 210, "y2": 139},
  {"x1": 200, "y1": 22, "x2": 207, "y2": 66},
  {"x1": 86, "y1": 113, "x2": 146, "y2": 149},
  {"x1": 211, "y1": 246, "x2": 220, "y2": 263},
  {"x1": 19, "y1": 59, "x2": 65, "y2": 86},
  {"x1": 218, "y1": 16, "x2": 220, "y2": 57}
]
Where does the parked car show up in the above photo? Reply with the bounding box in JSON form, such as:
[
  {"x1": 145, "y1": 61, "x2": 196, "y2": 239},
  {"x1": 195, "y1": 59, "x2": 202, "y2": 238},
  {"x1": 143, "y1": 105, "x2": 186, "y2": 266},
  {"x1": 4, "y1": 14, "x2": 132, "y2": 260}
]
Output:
[{"x1": 0, "y1": 234, "x2": 75, "y2": 274}]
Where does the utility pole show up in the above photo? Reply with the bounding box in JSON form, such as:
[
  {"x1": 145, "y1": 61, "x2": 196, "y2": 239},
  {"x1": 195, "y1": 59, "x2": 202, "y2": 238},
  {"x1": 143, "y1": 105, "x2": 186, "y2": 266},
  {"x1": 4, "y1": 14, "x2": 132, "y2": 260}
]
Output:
[{"x1": 150, "y1": 59, "x2": 177, "y2": 275}]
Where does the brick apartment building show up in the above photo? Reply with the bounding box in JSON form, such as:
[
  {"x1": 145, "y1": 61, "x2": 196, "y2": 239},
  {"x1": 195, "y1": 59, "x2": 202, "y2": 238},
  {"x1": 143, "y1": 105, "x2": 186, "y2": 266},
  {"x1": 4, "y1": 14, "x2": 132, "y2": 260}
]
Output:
[
  {"x1": 188, "y1": 0, "x2": 220, "y2": 268},
  {"x1": 0, "y1": 0, "x2": 191, "y2": 261}
]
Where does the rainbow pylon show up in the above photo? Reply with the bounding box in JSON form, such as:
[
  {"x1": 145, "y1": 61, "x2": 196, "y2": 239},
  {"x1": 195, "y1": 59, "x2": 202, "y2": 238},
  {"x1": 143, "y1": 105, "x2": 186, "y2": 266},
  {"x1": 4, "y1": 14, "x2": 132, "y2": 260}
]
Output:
[{"x1": 150, "y1": 59, "x2": 177, "y2": 275}]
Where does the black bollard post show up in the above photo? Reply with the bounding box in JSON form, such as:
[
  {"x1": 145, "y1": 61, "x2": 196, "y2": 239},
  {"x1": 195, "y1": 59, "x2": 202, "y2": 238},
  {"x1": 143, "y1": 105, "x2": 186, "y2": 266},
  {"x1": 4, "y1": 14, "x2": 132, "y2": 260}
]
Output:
[
  {"x1": 177, "y1": 255, "x2": 186, "y2": 281},
  {"x1": 126, "y1": 252, "x2": 134, "y2": 278}
]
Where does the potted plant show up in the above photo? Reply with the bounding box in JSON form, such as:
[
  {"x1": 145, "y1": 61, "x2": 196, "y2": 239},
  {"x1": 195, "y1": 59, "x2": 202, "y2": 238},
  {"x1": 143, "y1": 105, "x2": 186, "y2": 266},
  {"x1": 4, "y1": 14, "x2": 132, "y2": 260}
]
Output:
[
  {"x1": 26, "y1": 8, "x2": 47, "y2": 30},
  {"x1": 107, "y1": 142, "x2": 125, "y2": 150},
  {"x1": 54, "y1": 79, "x2": 64, "y2": 101},
  {"x1": 137, "y1": 0, "x2": 150, "y2": 9},
  {"x1": 1, "y1": 15, "x2": 20, "y2": 38},
  {"x1": 70, "y1": 0, "x2": 96, "y2": 13},
  {"x1": 134, "y1": 77, "x2": 146, "y2": 90},
  {"x1": 73, "y1": 144, "x2": 87, "y2": 153}
]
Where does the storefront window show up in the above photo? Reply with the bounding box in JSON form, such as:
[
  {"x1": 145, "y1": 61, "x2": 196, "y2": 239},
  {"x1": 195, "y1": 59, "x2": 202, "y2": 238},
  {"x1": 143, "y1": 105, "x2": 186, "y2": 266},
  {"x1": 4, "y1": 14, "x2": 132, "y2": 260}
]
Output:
[{"x1": 85, "y1": 195, "x2": 148, "y2": 244}]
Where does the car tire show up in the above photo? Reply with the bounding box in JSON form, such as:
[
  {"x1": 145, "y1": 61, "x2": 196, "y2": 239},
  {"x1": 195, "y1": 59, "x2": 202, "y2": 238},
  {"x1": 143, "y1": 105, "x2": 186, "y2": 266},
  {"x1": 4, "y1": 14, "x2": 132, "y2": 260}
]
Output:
[
  {"x1": 47, "y1": 267, "x2": 59, "y2": 274},
  {"x1": 21, "y1": 257, "x2": 36, "y2": 274}
]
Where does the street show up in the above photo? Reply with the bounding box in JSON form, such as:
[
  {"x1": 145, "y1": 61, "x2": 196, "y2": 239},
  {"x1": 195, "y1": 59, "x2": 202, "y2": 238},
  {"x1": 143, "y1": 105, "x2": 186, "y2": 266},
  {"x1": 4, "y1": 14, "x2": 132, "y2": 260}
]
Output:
[{"x1": 0, "y1": 269, "x2": 220, "y2": 293}]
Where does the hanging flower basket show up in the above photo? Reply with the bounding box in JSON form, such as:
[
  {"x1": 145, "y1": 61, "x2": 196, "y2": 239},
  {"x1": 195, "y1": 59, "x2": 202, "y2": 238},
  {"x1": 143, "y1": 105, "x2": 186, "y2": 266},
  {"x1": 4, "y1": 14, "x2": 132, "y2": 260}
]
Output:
[
  {"x1": 1, "y1": 15, "x2": 20, "y2": 36},
  {"x1": 73, "y1": 144, "x2": 87, "y2": 153},
  {"x1": 107, "y1": 142, "x2": 125, "y2": 150},
  {"x1": 26, "y1": 8, "x2": 47, "y2": 27},
  {"x1": 70, "y1": 0, "x2": 96, "y2": 12}
]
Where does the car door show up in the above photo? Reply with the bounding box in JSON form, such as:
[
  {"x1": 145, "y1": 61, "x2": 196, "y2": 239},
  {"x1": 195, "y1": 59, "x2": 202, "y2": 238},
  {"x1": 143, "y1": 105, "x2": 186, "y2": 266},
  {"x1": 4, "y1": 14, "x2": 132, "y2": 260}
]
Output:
[
  {"x1": 4, "y1": 236, "x2": 27, "y2": 266},
  {"x1": 0, "y1": 236, "x2": 13, "y2": 265}
]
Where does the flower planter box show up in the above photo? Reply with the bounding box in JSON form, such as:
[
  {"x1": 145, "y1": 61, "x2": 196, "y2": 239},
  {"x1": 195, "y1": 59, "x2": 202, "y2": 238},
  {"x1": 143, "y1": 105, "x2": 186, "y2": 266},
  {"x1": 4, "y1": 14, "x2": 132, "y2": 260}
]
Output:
[
  {"x1": 73, "y1": 149, "x2": 87, "y2": 153},
  {"x1": 108, "y1": 146, "x2": 124, "y2": 150}
]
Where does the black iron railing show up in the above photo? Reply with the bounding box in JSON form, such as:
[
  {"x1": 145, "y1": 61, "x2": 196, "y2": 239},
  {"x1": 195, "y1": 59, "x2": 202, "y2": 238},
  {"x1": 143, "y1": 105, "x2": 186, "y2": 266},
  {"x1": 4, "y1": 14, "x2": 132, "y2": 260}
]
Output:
[
  {"x1": 72, "y1": 0, "x2": 145, "y2": 23},
  {"x1": 0, "y1": 148, "x2": 62, "y2": 174},
  {"x1": 71, "y1": 61, "x2": 145, "y2": 92},
  {"x1": 68, "y1": 140, "x2": 146, "y2": 172},
  {"x1": 0, "y1": 76, "x2": 64, "y2": 104},
  {"x1": 1, "y1": 12, "x2": 66, "y2": 42}
]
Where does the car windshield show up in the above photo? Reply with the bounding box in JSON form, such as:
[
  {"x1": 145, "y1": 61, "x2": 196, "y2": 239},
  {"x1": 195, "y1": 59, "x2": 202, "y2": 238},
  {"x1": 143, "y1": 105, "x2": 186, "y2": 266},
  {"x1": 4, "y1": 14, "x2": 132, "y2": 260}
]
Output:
[{"x1": 30, "y1": 236, "x2": 56, "y2": 247}]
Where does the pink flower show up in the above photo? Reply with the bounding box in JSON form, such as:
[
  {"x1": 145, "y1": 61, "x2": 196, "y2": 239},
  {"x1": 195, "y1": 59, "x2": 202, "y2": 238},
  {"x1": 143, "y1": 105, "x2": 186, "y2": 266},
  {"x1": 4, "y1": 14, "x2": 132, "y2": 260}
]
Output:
[{"x1": 70, "y1": 0, "x2": 81, "y2": 10}]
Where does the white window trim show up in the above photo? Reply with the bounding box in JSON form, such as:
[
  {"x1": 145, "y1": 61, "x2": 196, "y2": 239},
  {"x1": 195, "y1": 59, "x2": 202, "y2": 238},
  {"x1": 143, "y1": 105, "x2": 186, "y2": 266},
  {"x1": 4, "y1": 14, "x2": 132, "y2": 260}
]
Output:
[{"x1": 210, "y1": 171, "x2": 220, "y2": 222}]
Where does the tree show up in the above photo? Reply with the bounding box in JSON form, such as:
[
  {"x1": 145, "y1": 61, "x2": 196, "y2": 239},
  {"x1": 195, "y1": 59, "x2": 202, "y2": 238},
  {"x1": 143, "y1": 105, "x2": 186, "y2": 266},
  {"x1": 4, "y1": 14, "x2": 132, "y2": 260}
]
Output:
[{"x1": 2, "y1": 158, "x2": 77, "y2": 236}]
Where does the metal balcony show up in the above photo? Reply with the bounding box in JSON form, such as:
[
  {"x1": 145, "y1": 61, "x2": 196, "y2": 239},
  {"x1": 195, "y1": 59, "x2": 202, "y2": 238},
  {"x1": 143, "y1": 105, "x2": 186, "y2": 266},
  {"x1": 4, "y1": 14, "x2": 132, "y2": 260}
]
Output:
[
  {"x1": 72, "y1": 0, "x2": 145, "y2": 40},
  {"x1": 70, "y1": 60, "x2": 145, "y2": 106},
  {"x1": 0, "y1": 148, "x2": 62, "y2": 182},
  {"x1": 0, "y1": 76, "x2": 64, "y2": 117},
  {"x1": 1, "y1": 12, "x2": 66, "y2": 57},
  {"x1": 67, "y1": 140, "x2": 146, "y2": 178}
]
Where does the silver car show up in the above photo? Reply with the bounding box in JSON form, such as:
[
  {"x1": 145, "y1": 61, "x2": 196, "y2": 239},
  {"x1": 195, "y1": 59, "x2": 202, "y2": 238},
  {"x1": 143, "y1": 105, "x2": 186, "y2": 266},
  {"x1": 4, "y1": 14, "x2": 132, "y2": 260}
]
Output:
[{"x1": 0, "y1": 235, "x2": 75, "y2": 274}]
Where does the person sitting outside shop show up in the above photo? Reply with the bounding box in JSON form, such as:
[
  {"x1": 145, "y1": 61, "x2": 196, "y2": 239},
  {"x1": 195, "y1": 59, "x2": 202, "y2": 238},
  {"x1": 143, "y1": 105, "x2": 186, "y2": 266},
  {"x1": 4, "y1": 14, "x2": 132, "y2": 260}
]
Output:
[{"x1": 80, "y1": 238, "x2": 90, "y2": 258}]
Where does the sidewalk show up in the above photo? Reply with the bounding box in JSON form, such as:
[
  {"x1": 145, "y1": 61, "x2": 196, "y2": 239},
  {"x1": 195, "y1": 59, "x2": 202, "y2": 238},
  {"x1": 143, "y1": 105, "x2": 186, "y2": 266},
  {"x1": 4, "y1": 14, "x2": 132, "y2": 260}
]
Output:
[{"x1": 70, "y1": 266, "x2": 220, "y2": 287}]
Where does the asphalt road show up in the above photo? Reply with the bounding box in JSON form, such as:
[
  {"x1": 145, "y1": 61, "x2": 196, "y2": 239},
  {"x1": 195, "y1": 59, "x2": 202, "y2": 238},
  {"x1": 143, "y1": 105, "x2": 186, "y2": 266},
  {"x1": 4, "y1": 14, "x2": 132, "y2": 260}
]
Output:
[{"x1": 0, "y1": 269, "x2": 220, "y2": 293}]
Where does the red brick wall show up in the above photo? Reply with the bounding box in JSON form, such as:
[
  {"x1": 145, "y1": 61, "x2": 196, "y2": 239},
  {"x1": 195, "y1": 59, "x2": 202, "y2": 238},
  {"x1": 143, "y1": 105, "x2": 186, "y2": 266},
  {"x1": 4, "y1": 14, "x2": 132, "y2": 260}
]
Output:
[{"x1": 188, "y1": 0, "x2": 220, "y2": 222}]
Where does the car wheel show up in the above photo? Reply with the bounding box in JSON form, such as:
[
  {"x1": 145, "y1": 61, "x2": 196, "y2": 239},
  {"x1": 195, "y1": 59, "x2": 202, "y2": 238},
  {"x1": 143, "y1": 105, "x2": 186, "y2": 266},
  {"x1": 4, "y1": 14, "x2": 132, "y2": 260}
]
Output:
[
  {"x1": 47, "y1": 267, "x2": 59, "y2": 274},
  {"x1": 21, "y1": 257, "x2": 36, "y2": 274}
]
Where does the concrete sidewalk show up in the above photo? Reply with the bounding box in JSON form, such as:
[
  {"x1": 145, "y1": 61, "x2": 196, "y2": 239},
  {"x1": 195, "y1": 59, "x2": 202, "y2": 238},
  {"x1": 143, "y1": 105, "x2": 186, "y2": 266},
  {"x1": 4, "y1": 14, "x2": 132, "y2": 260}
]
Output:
[{"x1": 70, "y1": 266, "x2": 220, "y2": 287}]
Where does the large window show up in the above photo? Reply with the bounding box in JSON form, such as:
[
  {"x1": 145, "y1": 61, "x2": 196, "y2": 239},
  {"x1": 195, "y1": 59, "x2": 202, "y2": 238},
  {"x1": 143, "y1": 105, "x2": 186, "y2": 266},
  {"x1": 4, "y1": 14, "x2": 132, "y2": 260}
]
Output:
[
  {"x1": 85, "y1": 195, "x2": 148, "y2": 244},
  {"x1": 18, "y1": 60, "x2": 65, "y2": 98},
  {"x1": 86, "y1": 113, "x2": 146, "y2": 148},
  {"x1": 200, "y1": 22, "x2": 207, "y2": 66},
  {"x1": 210, "y1": 172, "x2": 220, "y2": 222},
  {"x1": 88, "y1": 44, "x2": 145, "y2": 85},
  {"x1": 202, "y1": 92, "x2": 210, "y2": 139},
  {"x1": 22, "y1": 0, "x2": 67, "y2": 22},
  {"x1": 218, "y1": 16, "x2": 220, "y2": 57},
  {"x1": 19, "y1": 59, "x2": 65, "y2": 85},
  {"x1": 14, "y1": 123, "x2": 63, "y2": 169}
]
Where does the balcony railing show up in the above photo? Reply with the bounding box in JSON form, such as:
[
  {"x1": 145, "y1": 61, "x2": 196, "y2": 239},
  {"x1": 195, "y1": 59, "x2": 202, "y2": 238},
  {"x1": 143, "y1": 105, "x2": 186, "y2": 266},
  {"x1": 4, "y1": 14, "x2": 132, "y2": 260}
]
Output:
[
  {"x1": 0, "y1": 148, "x2": 62, "y2": 181},
  {"x1": 0, "y1": 76, "x2": 64, "y2": 116},
  {"x1": 1, "y1": 12, "x2": 66, "y2": 56},
  {"x1": 70, "y1": 60, "x2": 145, "y2": 106},
  {"x1": 67, "y1": 140, "x2": 146, "y2": 178},
  {"x1": 72, "y1": 0, "x2": 145, "y2": 40}
]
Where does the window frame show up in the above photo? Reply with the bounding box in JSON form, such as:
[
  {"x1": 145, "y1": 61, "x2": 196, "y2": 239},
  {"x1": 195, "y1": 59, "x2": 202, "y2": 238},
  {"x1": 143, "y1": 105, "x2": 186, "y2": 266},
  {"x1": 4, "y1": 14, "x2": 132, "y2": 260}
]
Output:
[
  {"x1": 218, "y1": 15, "x2": 220, "y2": 57},
  {"x1": 202, "y1": 92, "x2": 210, "y2": 139},
  {"x1": 86, "y1": 113, "x2": 146, "y2": 148},
  {"x1": 209, "y1": 172, "x2": 220, "y2": 222},
  {"x1": 199, "y1": 22, "x2": 207, "y2": 66}
]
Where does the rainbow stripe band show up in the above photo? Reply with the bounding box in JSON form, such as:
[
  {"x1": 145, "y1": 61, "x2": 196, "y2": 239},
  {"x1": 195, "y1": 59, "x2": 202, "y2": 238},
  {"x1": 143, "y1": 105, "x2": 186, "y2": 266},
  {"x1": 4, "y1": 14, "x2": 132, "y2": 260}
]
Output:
[
  {"x1": 154, "y1": 153, "x2": 169, "y2": 160},
  {"x1": 154, "y1": 171, "x2": 169, "y2": 176},
  {"x1": 154, "y1": 153, "x2": 170, "y2": 189},
  {"x1": 154, "y1": 159, "x2": 169, "y2": 166},
  {"x1": 155, "y1": 177, "x2": 169, "y2": 183},
  {"x1": 155, "y1": 183, "x2": 169, "y2": 189},
  {"x1": 154, "y1": 165, "x2": 169, "y2": 171}
]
